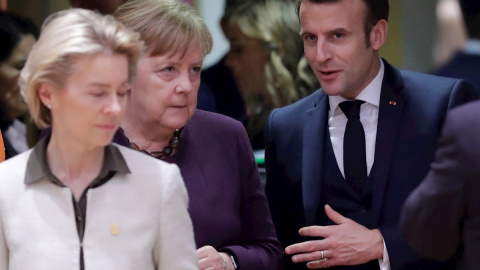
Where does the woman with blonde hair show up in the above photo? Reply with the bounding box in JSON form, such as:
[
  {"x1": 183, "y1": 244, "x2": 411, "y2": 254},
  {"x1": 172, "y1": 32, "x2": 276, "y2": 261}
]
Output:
[
  {"x1": 225, "y1": 0, "x2": 318, "y2": 149},
  {"x1": 0, "y1": 8, "x2": 198, "y2": 269},
  {"x1": 114, "y1": 0, "x2": 283, "y2": 269}
]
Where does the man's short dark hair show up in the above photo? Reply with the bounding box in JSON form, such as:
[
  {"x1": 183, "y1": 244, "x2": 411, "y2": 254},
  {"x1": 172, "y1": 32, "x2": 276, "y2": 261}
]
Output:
[
  {"x1": 295, "y1": 0, "x2": 389, "y2": 47},
  {"x1": 459, "y1": 0, "x2": 480, "y2": 39}
]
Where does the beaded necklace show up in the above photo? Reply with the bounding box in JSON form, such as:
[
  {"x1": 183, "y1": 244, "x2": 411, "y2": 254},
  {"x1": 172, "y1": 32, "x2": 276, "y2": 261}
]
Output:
[{"x1": 129, "y1": 128, "x2": 182, "y2": 159}]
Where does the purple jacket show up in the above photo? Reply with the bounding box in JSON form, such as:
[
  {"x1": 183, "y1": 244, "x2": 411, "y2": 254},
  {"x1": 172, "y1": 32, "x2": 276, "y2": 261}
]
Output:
[{"x1": 115, "y1": 110, "x2": 283, "y2": 269}]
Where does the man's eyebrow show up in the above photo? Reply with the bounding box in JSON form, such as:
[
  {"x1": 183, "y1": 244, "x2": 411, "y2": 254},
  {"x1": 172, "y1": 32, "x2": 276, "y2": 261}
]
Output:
[
  {"x1": 299, "y1": 30, "x2": 314, "y2": 36},
  {"x1": 327, "y1": 28, "x2": 347, "y2": 34}
]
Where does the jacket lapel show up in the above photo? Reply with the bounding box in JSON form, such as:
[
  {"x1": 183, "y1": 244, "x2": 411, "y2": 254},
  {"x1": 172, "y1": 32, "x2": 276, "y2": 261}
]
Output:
[
  {"x1": 302, "y1": 92, "x2": 329, "y2": 226},
  {"x1": 369, "y1": 60, "x2": 405, "y2": 226}
]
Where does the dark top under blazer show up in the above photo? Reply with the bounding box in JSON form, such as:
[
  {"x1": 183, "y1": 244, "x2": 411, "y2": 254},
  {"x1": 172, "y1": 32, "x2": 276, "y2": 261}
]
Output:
[
  {"x1": 401, "y1": 100, "x2": 480, "y2": 270},
  {"x1": 265, "y1": 59, "x2": 477, "y2": 270},
  {"x1": 116, "y1": 110, "x2": 283, "y2": 269}
]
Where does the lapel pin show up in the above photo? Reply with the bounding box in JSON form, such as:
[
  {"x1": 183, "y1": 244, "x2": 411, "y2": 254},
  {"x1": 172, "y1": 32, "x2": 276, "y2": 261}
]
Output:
[
  {"x1": 389, "y1": 101, "x2": 397, "y2": 106},
  {"x1": 110, "y1": 223, "x2": 119, "y2": 235}
]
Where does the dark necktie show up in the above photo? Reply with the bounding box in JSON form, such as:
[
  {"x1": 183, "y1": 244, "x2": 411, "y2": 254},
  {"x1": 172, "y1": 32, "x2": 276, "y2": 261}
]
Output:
[{"x1": 339, "y1": 100, "x2": 367, "y2": 196}]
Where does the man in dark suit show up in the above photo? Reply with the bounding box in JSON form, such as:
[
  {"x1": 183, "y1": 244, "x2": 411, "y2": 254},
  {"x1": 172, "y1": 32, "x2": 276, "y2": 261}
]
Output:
[
  {"x1": 401, "y1": 100, "x2": 480, "y2": 270},
  {"x1": 434, "y1": 0, "x2": 480, "y2": 95},
  {"x1": 264, "y1": 0, "x2": 477, "y2": 269}
]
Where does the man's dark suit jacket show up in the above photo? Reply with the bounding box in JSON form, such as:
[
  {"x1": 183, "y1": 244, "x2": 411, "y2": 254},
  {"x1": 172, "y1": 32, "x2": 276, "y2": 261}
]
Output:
[
  {"x1": 434, "y1": 52, "x2": 480, "y2": 96},
  {"x1": 401, "y1": 100, "x2": 480, "y2": 270},
  {"x1": 265, "y1": 59, "x2": 477, "y2": 269}
]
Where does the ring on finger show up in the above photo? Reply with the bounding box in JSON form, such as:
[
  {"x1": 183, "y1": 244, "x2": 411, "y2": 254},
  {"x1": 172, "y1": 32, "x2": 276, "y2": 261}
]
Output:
[{"x1": 320, "y1": 250, "x2": 328, "y2": 261}]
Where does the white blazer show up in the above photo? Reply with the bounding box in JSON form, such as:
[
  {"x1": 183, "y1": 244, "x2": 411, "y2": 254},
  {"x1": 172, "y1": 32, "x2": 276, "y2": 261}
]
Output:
[{"x1": 0, "y1": 145, "x2": 198, "y2": 270}]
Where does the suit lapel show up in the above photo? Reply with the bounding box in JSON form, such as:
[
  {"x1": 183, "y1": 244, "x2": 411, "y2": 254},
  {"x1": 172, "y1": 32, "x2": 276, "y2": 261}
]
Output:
[
  {"x1": 302, "y1": 92, "x2": 329, "y2": 226},
  {"x1": 369, "y1": 60, "x2": 405, "y2": 226}
]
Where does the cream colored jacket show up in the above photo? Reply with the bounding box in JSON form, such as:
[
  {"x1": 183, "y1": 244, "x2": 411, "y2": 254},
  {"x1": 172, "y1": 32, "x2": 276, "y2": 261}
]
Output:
[{"x1": 0, "y1": 145, "x2": 198, "y2": 270}]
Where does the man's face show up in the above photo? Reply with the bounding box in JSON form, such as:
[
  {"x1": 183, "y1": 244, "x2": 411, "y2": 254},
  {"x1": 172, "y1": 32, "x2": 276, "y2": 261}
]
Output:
[
  {"x1": 69, "y1": 0, "x2": 127, "y2": 14},
  {"x1": 300, "y1": 0, "x2": 383, "y2": 99}
]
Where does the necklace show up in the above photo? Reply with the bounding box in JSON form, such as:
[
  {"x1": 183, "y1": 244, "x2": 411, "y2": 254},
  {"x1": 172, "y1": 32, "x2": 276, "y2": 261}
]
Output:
[{"x1": 129, "y1": 128, "x2": 182, "y2": 159}]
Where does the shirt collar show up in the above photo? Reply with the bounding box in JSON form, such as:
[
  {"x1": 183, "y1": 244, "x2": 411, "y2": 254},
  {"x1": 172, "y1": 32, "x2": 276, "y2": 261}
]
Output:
[
  {"x1": 25, "y1": 135, "x2": 130, "y2": 185},
  {"x1": 329, "y1": 58, "x2": 384, "y2": 114}
]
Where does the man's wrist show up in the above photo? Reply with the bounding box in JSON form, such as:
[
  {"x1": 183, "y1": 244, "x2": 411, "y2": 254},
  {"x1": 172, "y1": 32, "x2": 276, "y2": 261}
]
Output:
[{"x1": 371, "y1": 229, "x2": 384, "y2": 259}]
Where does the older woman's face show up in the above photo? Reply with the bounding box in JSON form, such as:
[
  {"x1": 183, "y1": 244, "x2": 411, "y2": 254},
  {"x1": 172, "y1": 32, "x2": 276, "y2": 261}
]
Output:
[
  {"x1": 129, "y1": 47, "x2": 202, "y2": 132},
  {"x1": 225, "y1": 21, "x2": 268, "y2": 99},
  {"x1": 0, "y1": 34, "x2": 35, "y2": 120},
  {"x1": 49, "y1": 53, "x2": 129, "y2": 148}
]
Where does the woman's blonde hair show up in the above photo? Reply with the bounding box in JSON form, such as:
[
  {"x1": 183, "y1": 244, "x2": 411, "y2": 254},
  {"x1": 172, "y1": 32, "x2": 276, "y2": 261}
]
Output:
[
  {"x1": 19, "y1": 8, "x2": 144, "y2": 129},
  {"x1": 230, "y1": 0, "x2": 318, "y2": 139},
  {"x1": 114, "y1": 0, "x2": 213, "y2": 57}
]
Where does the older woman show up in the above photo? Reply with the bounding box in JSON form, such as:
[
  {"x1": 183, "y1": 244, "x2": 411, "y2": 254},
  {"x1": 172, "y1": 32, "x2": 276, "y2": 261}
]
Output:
[
  {"x1": 0, "y1": 9, "x2": 197, "y2": 269},
  {"x1": 225, "y1": 0, "x2": 318, "y2": 150},
  {"x1": 114, "y1": 0, "x2": 283, "y2": 269},
  {"x1": 0, "y1": 11, "x2": 38, "y2": 159}
]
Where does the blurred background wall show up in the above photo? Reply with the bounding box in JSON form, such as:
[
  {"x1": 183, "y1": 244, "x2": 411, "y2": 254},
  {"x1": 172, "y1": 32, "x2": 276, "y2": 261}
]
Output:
[{"x1": 1, "y1": 0, "x2": 459, "y2": 73}]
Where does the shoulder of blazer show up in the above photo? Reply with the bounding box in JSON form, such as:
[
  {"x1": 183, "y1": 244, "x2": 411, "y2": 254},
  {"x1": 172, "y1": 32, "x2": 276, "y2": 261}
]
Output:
[
  {"x1": 0, "y1": 150, "x2": 32, "y2": 190},
  {"x1": 269, "y1": 90, "x2": 325, "y2": 121},
  {"x1": 184, "y1": 109, "x2": 245, "y2": 141}
]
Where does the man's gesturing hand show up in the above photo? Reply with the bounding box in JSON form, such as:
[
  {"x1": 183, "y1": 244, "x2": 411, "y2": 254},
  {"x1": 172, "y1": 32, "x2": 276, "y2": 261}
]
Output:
[{"x1": 285, "y1": 205, "x2": 384, "y2": 269}]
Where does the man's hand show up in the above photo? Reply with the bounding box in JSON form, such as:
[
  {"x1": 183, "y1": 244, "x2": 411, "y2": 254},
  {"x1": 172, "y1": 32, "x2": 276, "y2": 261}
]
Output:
[{"x1": 285, "y1": 205, "x2": 384, "y2": 269}]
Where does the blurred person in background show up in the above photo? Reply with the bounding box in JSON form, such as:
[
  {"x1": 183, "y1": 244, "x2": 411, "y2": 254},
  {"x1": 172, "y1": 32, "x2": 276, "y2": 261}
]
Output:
[
  {"x1": 225, "y1": 0, "x2": 318, "y2": 150},
  {"x1": 432, "y1": 0, "x2": 466, "y2": 69},
  {"x1": 0, "y1": 11, "x2": 38, "y2": 159},
  {"x1": 114, "y1": 0, "x2": 283, "y2": 269},
  {"x1": 434, "y1": 0, "x2": 480, "y2": 95},
  {"x1": 0, "y1": 8, "x2": 198, "y2": 269},
  {"x1": 201, "y1": 0, "x2": 247, "y2": 123}
]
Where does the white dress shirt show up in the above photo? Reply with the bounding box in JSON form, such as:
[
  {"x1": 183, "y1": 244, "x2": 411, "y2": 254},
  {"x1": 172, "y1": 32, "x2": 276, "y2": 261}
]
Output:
[{"x1": 328, "y1": 59, "x2": 390, "y2": 270}]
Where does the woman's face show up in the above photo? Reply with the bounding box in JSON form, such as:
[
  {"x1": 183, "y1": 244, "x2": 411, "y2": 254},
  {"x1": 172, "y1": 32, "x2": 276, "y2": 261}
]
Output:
[
  {"x1": 225, "y1": 21, "x2": 268, "y2": 99},
  {"x1": 0, "y1": 34, "x2": 36, "y2": 119},
  {"x1": 128, "y1": 47, "x2": 203, "y2": 132},
  {"x1": 48, "y1": 53, "x2": 130, "y2": 148}
]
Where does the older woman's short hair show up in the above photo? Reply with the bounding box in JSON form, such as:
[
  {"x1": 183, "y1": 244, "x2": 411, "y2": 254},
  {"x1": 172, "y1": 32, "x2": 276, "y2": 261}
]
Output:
[
  {"x1": 19, "y1": 8, "x2": 144, "y2": 129},
  {"x1": 114, "y1": 0, "x2": 213, "y2": 57}
]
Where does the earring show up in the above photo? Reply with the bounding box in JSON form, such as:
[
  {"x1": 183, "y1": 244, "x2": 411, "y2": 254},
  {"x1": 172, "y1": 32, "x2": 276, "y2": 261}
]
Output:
[{"x1": 46, "y1": 104, "x2": 51, "y2": 109}]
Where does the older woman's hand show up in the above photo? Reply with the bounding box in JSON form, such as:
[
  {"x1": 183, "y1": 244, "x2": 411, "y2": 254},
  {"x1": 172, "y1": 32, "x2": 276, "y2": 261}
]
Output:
[{"x1": 197, "y1": 245, "x2": 235, "y2": 270}]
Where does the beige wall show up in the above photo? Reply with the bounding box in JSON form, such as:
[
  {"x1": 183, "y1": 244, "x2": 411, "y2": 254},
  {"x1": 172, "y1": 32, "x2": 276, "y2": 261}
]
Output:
[{"x1": 380, "y1": 0, "x2": 402, "y2": 68}]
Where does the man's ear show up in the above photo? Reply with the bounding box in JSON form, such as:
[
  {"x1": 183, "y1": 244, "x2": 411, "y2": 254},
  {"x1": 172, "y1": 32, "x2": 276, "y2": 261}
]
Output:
[
  {"x1": 370, "y1": 19, "x2": 388, "y2": 51},
  {"x1": 38, "y1": 83, "x2": 55, "y2": 109}
]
